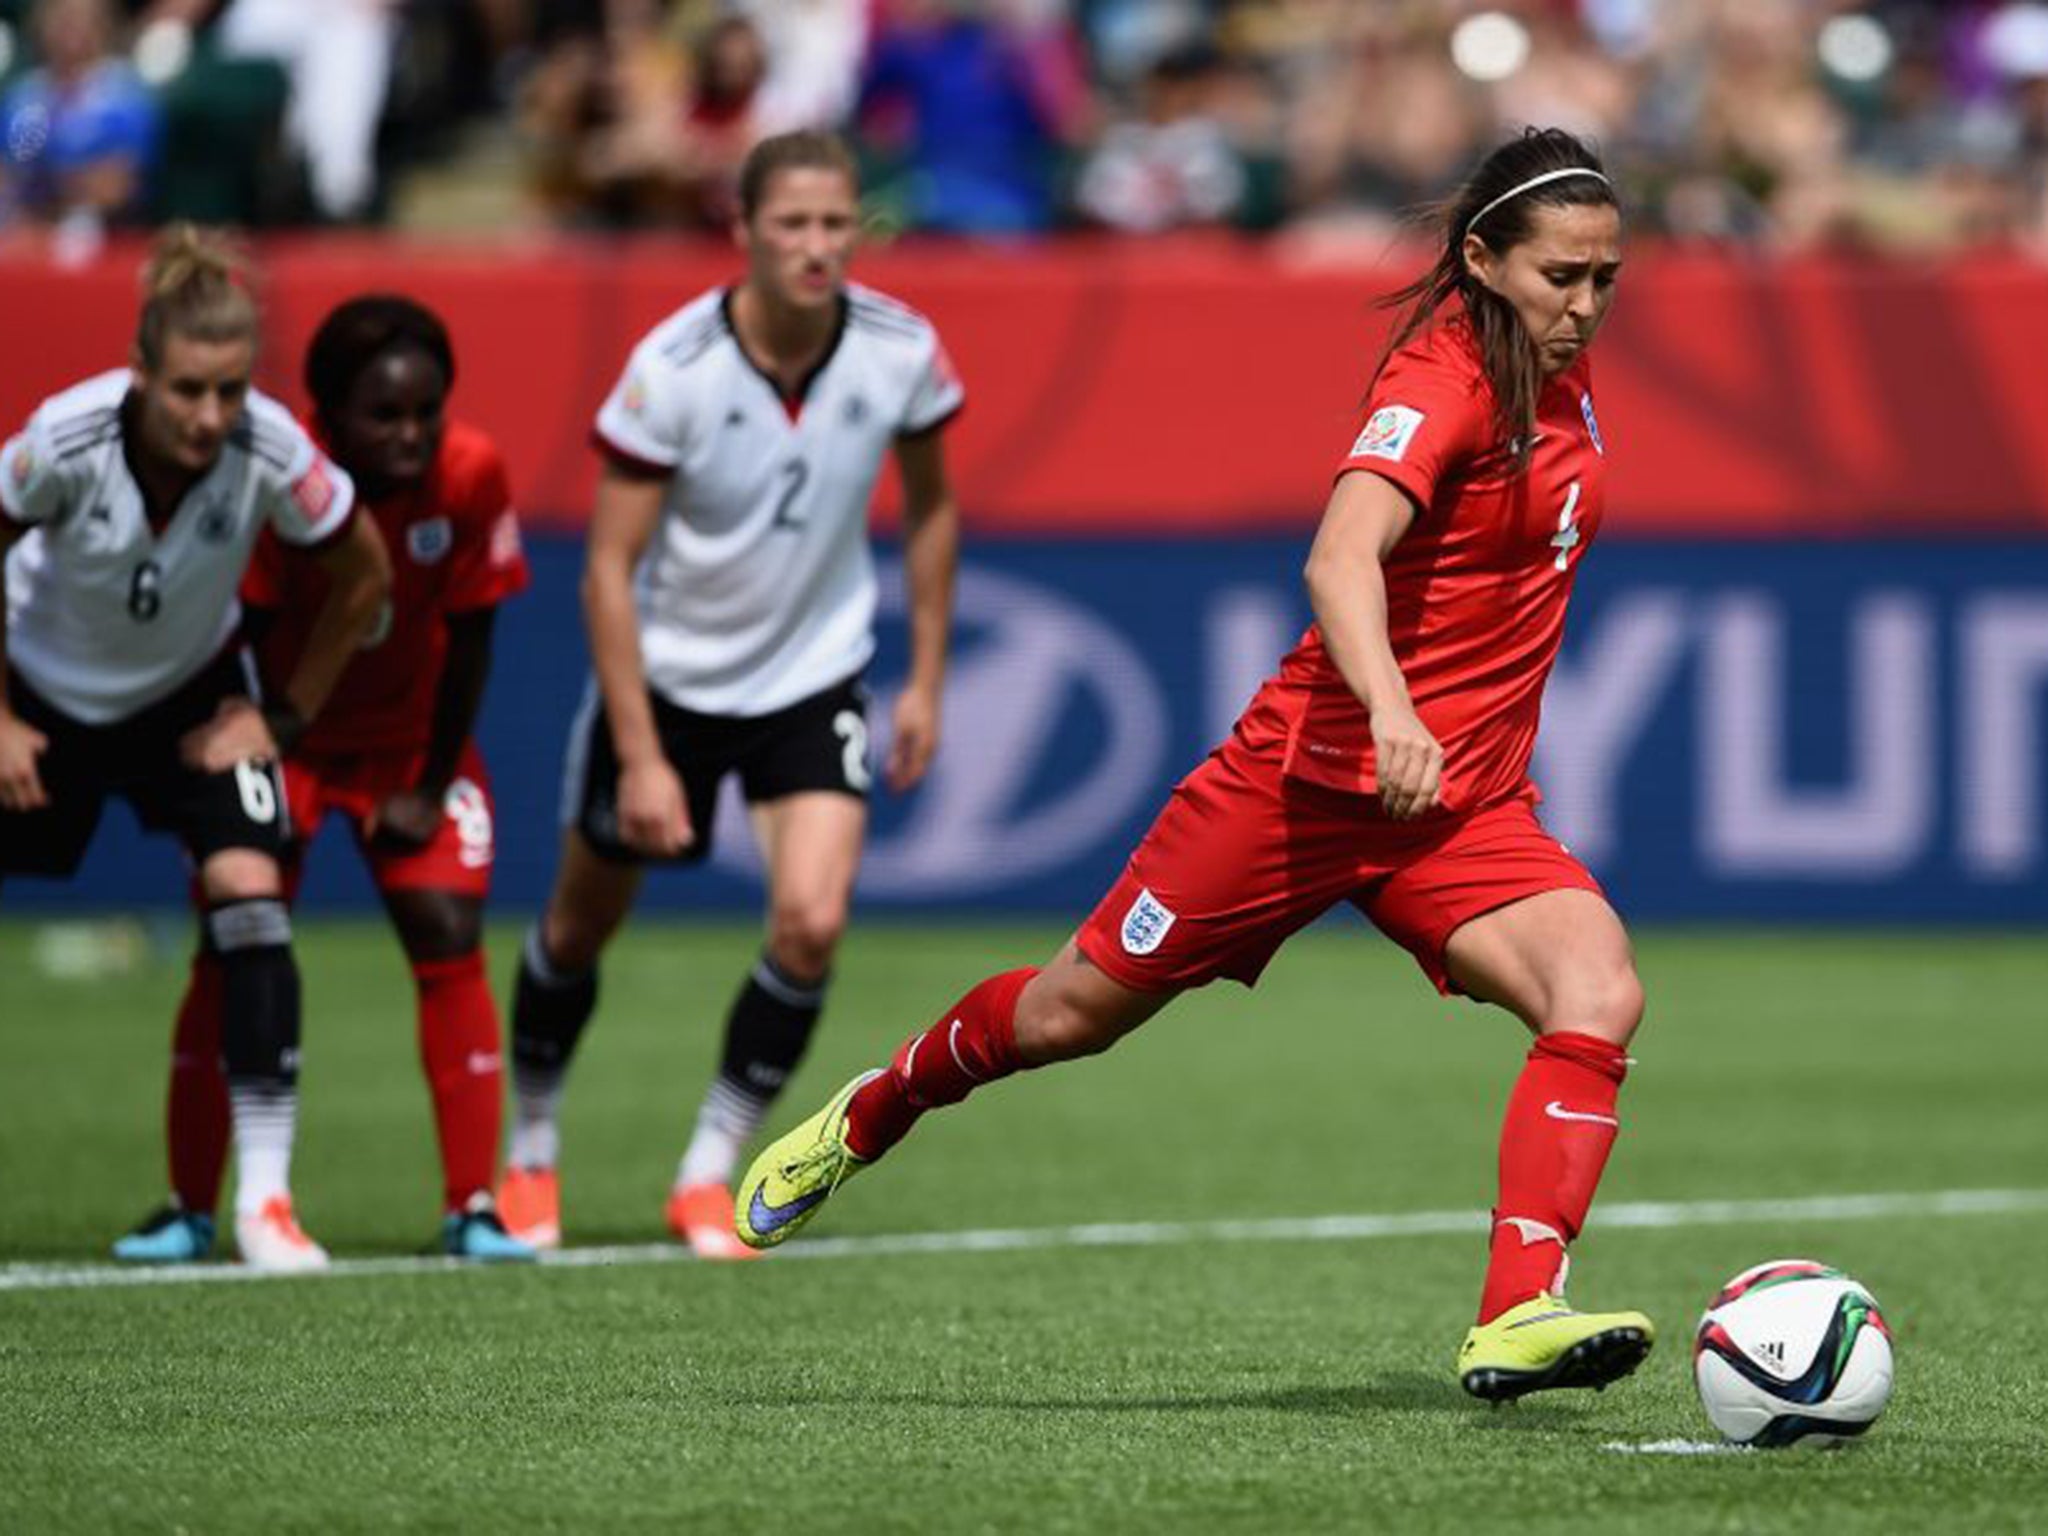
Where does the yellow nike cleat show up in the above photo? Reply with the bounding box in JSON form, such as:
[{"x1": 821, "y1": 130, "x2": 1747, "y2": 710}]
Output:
[
  {"x1": 1457, "y1": 1293, "x2": 1656, "y2": 1402},
  {"x1": 733, "y1": 1071, "x2": 879, "y2": 1250}
]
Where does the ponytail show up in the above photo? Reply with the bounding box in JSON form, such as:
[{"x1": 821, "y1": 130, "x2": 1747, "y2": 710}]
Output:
[{"x1": 135, "y1": 223, "x2": 259, "y2": 371}]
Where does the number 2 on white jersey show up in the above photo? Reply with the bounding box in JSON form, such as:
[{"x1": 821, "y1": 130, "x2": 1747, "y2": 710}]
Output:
[{"x1": 772, "y1": 459, "x2": 809, "y2": 530}]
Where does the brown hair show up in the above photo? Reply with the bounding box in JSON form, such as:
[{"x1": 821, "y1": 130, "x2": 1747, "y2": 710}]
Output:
[
  {"x1": 1375, "y1": 127, "x2": 1616, "y2": 474},
  {"x1": 736, "y1": 130, "x2": 859, "y2": 221},
  {"x1": 134, "y1": 223, "x2": 259, "y2": 371}
]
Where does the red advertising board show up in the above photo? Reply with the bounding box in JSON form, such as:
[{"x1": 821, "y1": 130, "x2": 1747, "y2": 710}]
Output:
[{"x1": 3, "y1": 237, "x2": 2046, "y2": 534}]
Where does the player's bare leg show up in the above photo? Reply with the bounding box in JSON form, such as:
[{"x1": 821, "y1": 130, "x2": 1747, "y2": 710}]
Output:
[
  {"x1": 499, "y1": 831, "x2": 643, "y2": 1248},
  {"x1": 1011, "y1": 941, "x2": 1175, "y2": 1063},
  {"x1": 735, "y1": 939, "x2": 1173, "y2": 1249},
  {"x1": 1444, "y1": 888, "x2": 1654, "y2": 1399},
  {"x1": 671, "y1": 791, "x2": 863, "y2": 1259},
  {"x1": 200, "y1": 847, "x2": 327, "y2": 1273}
]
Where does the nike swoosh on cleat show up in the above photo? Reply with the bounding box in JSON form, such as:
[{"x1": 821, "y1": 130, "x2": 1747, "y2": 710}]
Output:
[
  {"x1": 1544, "y1": 1100, "x2": 1619, "y2": 1126},
  {"x1": 1503, "y1": 1309, "x2": 1576, "y2": 1329},
  {"x1": 747, "y1": 1184, "x2": 827, "y2": 1237}
]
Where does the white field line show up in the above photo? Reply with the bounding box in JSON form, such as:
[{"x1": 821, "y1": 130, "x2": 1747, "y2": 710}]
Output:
[
  {"x1": 1601, "y1": 1440, "x2": 1751, "y2": 1457},
  {"x1": 1, "y1": 1186, "x2": 2043, "y2": 1296}
]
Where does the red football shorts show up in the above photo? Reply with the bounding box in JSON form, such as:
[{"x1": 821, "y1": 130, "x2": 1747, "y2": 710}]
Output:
[
  {"x1": 282, "y1": 740, "x2": 497, "y2": 898},
  {"x1": 1076, "y1": 730, "x2": 1603, "y2": 996}
]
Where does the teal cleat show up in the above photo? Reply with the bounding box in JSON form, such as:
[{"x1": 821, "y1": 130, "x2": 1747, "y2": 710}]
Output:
[
  {"x1": 733, "y1": 1070, "x2": 879, "y2": 1250},
  {"x1": 112, "y1": 1204, "x2": 216, "y2": 1264},
  {"x1": 442, "y1": 1196, "x2": 539, "y2": 1263}
]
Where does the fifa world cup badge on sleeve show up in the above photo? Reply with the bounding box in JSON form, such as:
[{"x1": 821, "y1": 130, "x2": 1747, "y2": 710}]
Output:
[
  {"x1": 1121, "y1": 888, "x2": 1177, "y2": 956},
  {"x1": 292, "y1": 458, "x2": 336, "y2": 520},
  {"x1": 1351, "y1": 405, "x2": 1424, "y2": 463}
]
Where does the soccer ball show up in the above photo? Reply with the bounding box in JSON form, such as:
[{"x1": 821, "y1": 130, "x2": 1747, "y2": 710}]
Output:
[{"x1": 1693, "y1": 1260, "x2": 1894, "y2": 1448}]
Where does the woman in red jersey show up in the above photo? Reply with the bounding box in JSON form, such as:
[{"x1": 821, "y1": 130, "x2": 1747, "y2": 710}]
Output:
[
  {"x1": 735, "y1": 126, "x2": 1654, "y2": 1403},
  {"x1": 115, "y1": 296, "x2": 536, "y2": 1265}
]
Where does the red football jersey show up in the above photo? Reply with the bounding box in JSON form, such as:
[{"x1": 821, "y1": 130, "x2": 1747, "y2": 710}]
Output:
[
  {"x1": 1244, "y1": 320, "x2": 1608, "y2": 813},
  {"x1": 246, "y1": 419, "x2": 530, "y2": 756}
]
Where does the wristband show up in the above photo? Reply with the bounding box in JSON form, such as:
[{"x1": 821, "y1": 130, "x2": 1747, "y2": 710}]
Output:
[{"x1": 263, "y1": 700, "x2": 307, "y2": 754}]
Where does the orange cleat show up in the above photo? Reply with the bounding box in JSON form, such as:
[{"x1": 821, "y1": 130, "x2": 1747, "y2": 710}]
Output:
[
  {"x1": 666, "y1": 1181, "x2": 762, "y2": 1262},
  {"x1": 495, "y1": 1166, "x2": 561, "y2": 1251},
  {"x1": 235, "y1": 1195, "x2": 329, "y2": 1274}
]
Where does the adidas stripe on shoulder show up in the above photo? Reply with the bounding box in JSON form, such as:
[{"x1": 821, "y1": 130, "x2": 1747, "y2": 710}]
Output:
[
  {"x1": 847, "y1": 291, "x2": 930, "y2": 343},
  {"x1": 658, "y1": 309, "x2": 727, "y2": 370},
  {"x1": 231, "y1": 406, "x2": 302, "y2": 473},
  {"x1": 52, "y1": 420, "x2": 121, "y2": 462}
]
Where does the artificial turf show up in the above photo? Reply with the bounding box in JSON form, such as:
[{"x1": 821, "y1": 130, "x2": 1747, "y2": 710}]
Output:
[{"x1": 3, "y1": 918, "x2": 2043, "y2": 1533}]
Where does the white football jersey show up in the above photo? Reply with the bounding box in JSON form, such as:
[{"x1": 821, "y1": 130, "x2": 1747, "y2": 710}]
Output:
[
  {"x1": 2, "y1": 370, "x2": 355, "y2": 724},
  {"x1": 593, "y1": 282, "x2": 964, "y2": 717}
]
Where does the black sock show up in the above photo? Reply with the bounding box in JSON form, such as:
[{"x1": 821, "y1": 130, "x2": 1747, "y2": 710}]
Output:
[
  {"x1": 511, "y1": 924, "x2": 599, "y2": 1080},
  {"x1": 208, "y1": 899, "x2": 302, "y2": 1215},
  {"x1": 209, "y1": 899, "x2": 300, "y2": 1089},
  {"x1": 715, "y1": 952, "x2": 826, "y2": 1108},
  {"x1": 507, "y1": 925, "x2": 598, "y2": 1167}
]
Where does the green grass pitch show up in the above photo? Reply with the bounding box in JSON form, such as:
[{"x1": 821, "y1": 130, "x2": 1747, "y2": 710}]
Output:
[{"x1": 3, "y1": 916, "x2": 2046, "y2": 1533}]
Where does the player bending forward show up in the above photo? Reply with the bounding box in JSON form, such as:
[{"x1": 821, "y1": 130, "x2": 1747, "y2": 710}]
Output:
[
  {"x1": 737, "y1": 128, "x2": 1659, "y2": 1402},
  {"x1": 498, "y1": 129, "x2": 961, "y2": 1258},
  {"x1": 0, "y1": 227, "x2": 388, "y2": 1272},
  {"x1": 115, "y1": 295, "x2": 535, "y2": 1265}
]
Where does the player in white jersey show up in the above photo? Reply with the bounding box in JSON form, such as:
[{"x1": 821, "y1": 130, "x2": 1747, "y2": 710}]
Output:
[
  {"x1": 0, "y1": 226, "x2": 390, "y2": 1271},
  {"x1": 497, "y1": 130, "x2": 963, "y2": 1258}
]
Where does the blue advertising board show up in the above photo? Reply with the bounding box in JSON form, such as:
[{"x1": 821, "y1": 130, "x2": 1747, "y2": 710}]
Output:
[{"x1": 16, "y1": 535, "x2": 2048, "y2": 921}]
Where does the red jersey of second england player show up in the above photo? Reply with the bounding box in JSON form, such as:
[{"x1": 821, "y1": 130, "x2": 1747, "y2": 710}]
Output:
[
  {"x1": 1246, "y1": 320, "x2": 1608, "y2": 813},
  {"x1": 244, "y1": 419, "x2": 530, "y2": 756}
]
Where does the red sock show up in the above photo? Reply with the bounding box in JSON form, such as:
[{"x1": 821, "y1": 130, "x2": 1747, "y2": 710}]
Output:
[
  {"x1": 414, "y1": 952, "x2": 505, "y2": 1212},
  {"x1": 844, "y1": 968, "x2": 1035, "y2": 1161},
  {"x1": 1478, "y1": 1030, "x2": 1629, "y2": 1324},
  {"x1": 168, "y1": 951, "x2": 231, "y2": 1214}
]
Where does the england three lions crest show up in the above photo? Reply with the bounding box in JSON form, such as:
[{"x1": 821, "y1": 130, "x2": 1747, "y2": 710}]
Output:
[
  {"x1": 1121, "y1": 888, "x2": 1177, "y2": 956},
  {"x1": 408, "y1": 517, "x2": 453, "y2": 564}
]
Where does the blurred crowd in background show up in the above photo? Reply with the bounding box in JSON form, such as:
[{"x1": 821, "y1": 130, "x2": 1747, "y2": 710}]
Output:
[{"x1": 8, "y1": 0, "x2": 2048, "y2": 258}]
